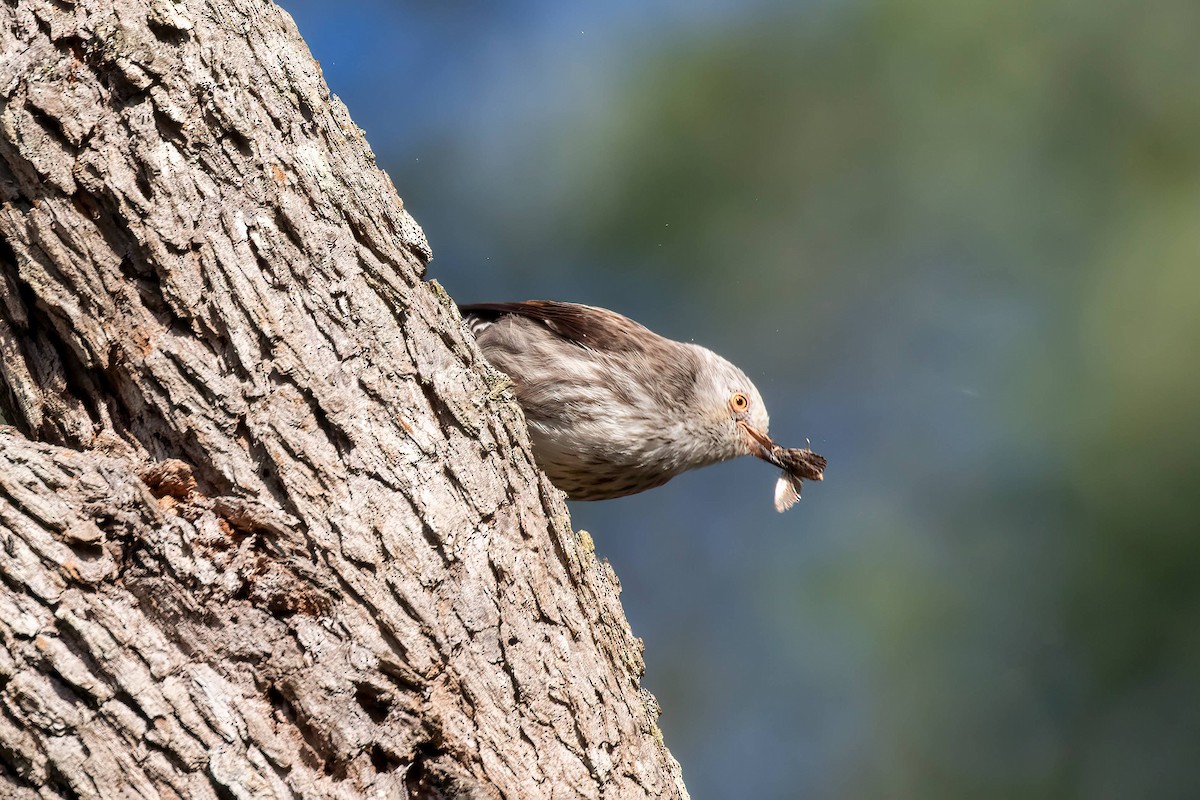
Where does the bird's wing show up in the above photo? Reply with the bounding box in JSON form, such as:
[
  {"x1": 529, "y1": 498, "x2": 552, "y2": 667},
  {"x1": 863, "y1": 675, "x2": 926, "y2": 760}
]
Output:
[{"x1": 458, "y1": 301, "x2": 655, "y2": 354}]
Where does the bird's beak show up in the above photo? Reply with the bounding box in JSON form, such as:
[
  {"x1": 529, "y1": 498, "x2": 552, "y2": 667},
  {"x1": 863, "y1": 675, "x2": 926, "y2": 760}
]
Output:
[
  {"x1": 739, "y1": 420, "x2": 827, "y2": 481},
  {"x1": 739, "y1": 421, "x2": 785, "y2": 468}
]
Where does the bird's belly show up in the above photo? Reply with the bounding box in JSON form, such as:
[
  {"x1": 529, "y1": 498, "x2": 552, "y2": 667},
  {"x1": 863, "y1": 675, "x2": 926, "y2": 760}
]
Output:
[
  {"x1": 525, "y1": 426, "x2": 679, "y2": 501},
  {"x1": 539, "y1": 458, "x2": 675, "y2": 501}
]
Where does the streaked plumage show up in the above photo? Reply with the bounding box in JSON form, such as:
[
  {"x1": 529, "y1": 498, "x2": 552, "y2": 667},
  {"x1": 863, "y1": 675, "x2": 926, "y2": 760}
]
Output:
[{"x1": 460, "y1": 300, "x2": 825, "y2": 511}]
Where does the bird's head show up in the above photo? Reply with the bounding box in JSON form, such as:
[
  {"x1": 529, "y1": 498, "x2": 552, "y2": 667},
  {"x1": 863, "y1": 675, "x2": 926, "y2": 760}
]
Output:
[
  {"x1": 687, "y1": 346, "x2": 777, "y2": 465},
  {"x1": 687, "y1": 346, "x2": 824, "y2": 510}
]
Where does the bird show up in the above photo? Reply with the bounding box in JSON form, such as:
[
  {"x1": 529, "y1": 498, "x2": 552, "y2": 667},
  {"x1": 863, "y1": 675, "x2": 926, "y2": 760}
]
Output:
[{"x1": 459, "y1": 300, "x2": 825, "y2": 512}]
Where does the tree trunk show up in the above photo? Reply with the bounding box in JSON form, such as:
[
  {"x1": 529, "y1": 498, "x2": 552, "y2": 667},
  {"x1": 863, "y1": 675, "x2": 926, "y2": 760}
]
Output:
[{"x1": 0, "y1": 1, "x2": 688, "y2": 797}]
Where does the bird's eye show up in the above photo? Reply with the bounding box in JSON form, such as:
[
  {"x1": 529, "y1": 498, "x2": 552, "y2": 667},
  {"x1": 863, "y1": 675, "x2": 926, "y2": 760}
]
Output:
[{"x1": 729, "y1": 392, "x2": 750, "y2": 413}]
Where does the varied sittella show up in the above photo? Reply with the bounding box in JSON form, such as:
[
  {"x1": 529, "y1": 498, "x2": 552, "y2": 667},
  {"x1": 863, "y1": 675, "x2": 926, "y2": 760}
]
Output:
[{"x1": 460, "y1": 300, "x2": 826, "y2": 512}]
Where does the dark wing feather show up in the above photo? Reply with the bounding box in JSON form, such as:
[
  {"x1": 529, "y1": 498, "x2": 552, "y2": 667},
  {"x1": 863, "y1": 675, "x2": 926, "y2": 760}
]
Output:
[{"x1": 459, "y1": 301, "x2": 656, "y2": 354}]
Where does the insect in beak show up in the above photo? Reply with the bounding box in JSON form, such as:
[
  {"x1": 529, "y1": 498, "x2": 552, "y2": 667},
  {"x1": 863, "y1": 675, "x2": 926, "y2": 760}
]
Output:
[{"x1": 739, "y1": 421, "x2": 827, "y2": 512}]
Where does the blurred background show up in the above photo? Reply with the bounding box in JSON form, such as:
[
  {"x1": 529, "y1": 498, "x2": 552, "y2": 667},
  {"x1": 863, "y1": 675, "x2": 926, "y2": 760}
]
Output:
[{"x1": 278, "y1": 2, "x2": 1200, "y2": 797}]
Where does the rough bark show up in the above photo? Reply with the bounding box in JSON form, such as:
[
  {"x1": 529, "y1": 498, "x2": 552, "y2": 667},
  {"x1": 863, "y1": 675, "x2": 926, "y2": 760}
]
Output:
[{"x1": 0, "y1": 1, "x2": 688, "y2": 798}]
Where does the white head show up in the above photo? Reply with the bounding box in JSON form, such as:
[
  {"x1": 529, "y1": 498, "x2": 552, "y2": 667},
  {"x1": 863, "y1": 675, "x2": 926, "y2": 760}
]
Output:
[
  {"x1": 683, "y1": 345, "x2": 777, "y2": 466},
  {"x1": 684, "y1": 345, "x2": 823, "y2": 511}
]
